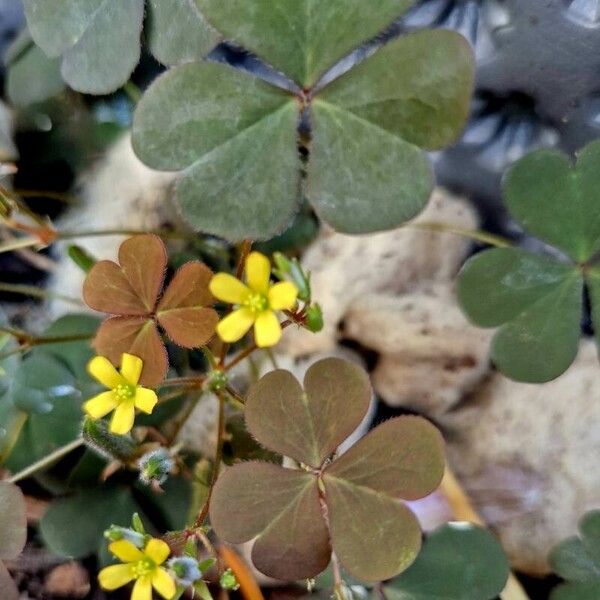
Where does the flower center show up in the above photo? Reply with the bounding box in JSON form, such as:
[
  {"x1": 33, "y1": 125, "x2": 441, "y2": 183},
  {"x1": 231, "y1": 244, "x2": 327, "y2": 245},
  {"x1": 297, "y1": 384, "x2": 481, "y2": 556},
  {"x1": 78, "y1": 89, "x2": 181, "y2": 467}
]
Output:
[
  {"x1": 132, "y1": 557, "x2": 155, "y2": 577},
  {"x1": 114, "y1": 383, "x2": 135, "y2": 401},
  {"x1": 244, "y1": 291, "x2": 268, "y2": 314}
]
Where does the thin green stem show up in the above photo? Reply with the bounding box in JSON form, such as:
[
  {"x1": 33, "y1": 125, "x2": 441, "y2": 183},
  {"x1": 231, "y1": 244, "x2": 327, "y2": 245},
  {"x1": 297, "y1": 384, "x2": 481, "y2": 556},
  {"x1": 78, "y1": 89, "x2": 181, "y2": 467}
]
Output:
[
  {"x1": 193, "y1": 392, "x2": 226, "y2": 529},
  {"x1": 57, "y1": 228, "x2": 196, "y2": 241},
  {"x1": 7, "y1": 437, "x2": 84, "y2": 483},
  {"x1": 406, "y1": 221, "x2": 513, "y2": 248},
  {"x1": 123, "y1": 81, "x2": 142, "y2": 104}
]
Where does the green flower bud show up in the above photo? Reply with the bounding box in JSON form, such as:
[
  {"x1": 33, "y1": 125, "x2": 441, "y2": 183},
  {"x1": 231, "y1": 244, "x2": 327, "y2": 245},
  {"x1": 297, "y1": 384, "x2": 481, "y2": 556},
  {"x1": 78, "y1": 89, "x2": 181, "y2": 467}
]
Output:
[
  {"x1": 67, "y1": 245, "x2": 96, "y2": 273},
  {"x1": 138, "y1": 448, "x2": 174, "y2": 485},
  {"x1": 205, "y1": 369, "x2": 228, "y2": 393},
  {"x1": 82, "y1": 417, "x2": 137, "y2": 461},
  {"x1": 168, "y1": 556, "x2": 202, "y2": 586},
  {"x1": 305, "y1": 304, "x2": 324, "y2": 333},
  {"x1": 219, "y1": 568, "x2": 239, "y2": 591}
]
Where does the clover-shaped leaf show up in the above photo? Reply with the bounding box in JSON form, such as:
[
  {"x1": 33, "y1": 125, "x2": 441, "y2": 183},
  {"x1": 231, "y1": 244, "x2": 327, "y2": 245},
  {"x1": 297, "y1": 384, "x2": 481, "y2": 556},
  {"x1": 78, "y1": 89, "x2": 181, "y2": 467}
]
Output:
[
  {"x1": 83, "y1": 235, "x2": 218, "y2": 386},
  {"x1": 209, "y1": 358, "x2": 445, "y2": 582},
  {"x1": 0, "y1": 482, "x2": 26, "y2": 600},
  {"x1": 384, "y1": 523, "x2": 509, "y2": 600},
  {"x1": 132, "y1": 3, "x2": 474, "y2": 241},
  {"x1": 549, "y1": 511, "x2": 600, "y2": 600},
  {"x1": 458, "y1": 139, "x2": 600, "y2": 383},
  {"x1": 22, "y1": 0, "x2": 218, "y2": 94}
]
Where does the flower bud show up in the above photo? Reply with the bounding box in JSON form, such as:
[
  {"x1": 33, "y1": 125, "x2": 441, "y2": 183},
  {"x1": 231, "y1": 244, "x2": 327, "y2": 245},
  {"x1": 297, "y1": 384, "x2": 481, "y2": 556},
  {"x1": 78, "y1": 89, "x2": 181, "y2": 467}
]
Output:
[
  {"x1": 82, "y1": 417, "x2": 137, "y2": 461},
  {"x1": 305, "y1": 304, "x2": 324, "y2": 333},
  {"x1": 220, "y1": 568, "x2": 239, "y2": 591},
  {"x1": 168, "y1": 556, "x2": 202, "y2": 586},
  {"x1": 138, "y1": 448, "x2": 174, "y2": 485},
  {"x1": 104, "y1": 525, "x2": 145, "y2": 548}
]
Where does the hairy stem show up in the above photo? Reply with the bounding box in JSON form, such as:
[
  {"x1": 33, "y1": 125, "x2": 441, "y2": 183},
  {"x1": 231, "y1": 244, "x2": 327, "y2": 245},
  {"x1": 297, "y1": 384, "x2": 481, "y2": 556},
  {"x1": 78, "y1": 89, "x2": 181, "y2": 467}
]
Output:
[
  {"x1": 7, "y1": 437, "x2": 85, "y2": 483},
  {"x1": 0, "y1": 282, "x2": 83, "y2": 306},
  {"x1": 406, "y1": 221, "x2": 513, "y2": 248}
]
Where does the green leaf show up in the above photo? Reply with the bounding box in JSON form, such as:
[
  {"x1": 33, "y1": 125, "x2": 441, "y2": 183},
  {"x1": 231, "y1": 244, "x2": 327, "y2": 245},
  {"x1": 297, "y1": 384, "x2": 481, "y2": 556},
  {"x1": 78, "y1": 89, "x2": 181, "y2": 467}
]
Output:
[
  {"x1": 322, "y1": 416, "x2": 444, "y2": 582},
  {"x1": 132, "y1": 62, "x2": 301, "y2": 241},
  {"x1": 146, "y1": 0, "x2": 219, "y2": 66},
  {"x1": 458, "y1": 248, "x2": 583, "y2": 382},
  {"x1": 195, "y1": 0, "x2": 414, "y2": 88},
  {"x1": 6, "y1": 353, "x2": 82, "y2": 472},
  {"x1": 308, "y1": 100, "x2": 432, "y2": 234},
  {"x1": 550, "y1": 511, "x2": 600, "y2": 600},
  {"x1": 384, "y1": 522, "x2": 509, "y2": 600},
  {"x1": 40, "y1": 486, "x2": 141, "y2": 558},
  {"x1": 5, "y1": 32, "x2": 65, "y2": 106},
  {"x1": 505, "y1": 141, "x2": 600, "y2": 263},
  {"x1": 0, "y1": 482, "x2": 26, "y2": 559},
  {"x1": 209, "y1": 462, "x2": 331, "y2": 580},
  {"x1": 245, "y1": 357, "x2": 371, "y2": 467},
  {"x1": 23, "y1": 0, "x2": 144, "y2": 94},
  {"x1": 551, "y1": 582, "x2": 600, "y2": 600},
  {"x1": 317, "y1": 30, "x2": 474, "y2": 151}
]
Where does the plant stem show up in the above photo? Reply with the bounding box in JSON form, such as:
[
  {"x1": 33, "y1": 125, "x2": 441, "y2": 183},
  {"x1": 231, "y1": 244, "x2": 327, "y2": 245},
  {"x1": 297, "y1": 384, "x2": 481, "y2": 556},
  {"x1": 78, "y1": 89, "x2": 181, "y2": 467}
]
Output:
[
  {"x1": 57, "y1": 228, "x2": 196, "y2": 241},
  {"x1": 440, "y1": 464, "x2": 531, "y2": 600},
  {"x1": 123, "y1": 81, "x2": 142, "y2": 104},
  {"x1": 193, "y1": 392, "x2": 226, "y2": 529},
  {"x1": 7, "y1": 437, "x2": 85, "y2": 483},
  {"x1": 406, "y1": 221, "x2": 513, "y2": 248}
]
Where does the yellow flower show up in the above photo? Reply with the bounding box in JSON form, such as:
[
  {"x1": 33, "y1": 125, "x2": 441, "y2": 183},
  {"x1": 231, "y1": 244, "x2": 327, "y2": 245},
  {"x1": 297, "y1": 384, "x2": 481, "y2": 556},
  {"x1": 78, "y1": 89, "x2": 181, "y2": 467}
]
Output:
[
  {"x1": 98, "y1": 537, "x2": 176, "y2": 600},
  {"x1": 209, "y1": 251, "x2": 298, "y2": 347},
  {"x1": 84, "y1": 353, "x2": 158, "y2": 435}
]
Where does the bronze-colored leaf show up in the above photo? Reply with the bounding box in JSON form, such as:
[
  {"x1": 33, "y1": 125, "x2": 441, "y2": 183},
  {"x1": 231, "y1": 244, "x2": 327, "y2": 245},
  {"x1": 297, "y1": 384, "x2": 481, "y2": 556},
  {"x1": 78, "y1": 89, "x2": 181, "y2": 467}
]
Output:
[
  {"x1": 157, "y1": 262, "x2": 218, "y2": 348},
  {"x1": 158, "y1": 307, "x2": 218, "y2": 349},
  {"x1": 323, "y1": 474, "x2": 422, "y2": 582},
  {"x1": 92, "y1": 317, "x2": 167, "y2": 386},
  {"x1": 0, "y1": 482, "x2": 26, "y2": 559},
  {"x1": 158, "y1": 262, "x2": 214, "y2": 310},
  {"x1": 83, "y1": 260, "x2": 149, "y2": 315},
  {"x1": 245, "y1": 358, "x2": 371, "y2": 467},
  {"x1": 209, "y1": 462, "x2": 331, "y2": 580},
  {"x1": 324, "y1": 416, "x2": 445, "y2": 500},
  {"x1": 0, "y1": 561, "x2": 19, "y2": 600},
  {"x1": 118, "y1": 234, "x2": 167, "y2": 312}
]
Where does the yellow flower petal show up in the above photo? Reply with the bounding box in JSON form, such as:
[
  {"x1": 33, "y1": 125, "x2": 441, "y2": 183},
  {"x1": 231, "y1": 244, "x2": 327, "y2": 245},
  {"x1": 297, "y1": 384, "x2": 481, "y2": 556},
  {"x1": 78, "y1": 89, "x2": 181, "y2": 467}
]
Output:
[
  {"x1": 268, "y1": 281, "x2": 298, "y2": 311},
  {"x1": 88, "y1": 356, "x2": 125, "y2": 389},
  {"x1": 209, "y1": 273, "x2": 249, "y2": 304},
  {"x1": 120, "y1": 353, "x2": 143, "y2": 385},
  {"x1": 216, "y1": 308, "x2": 255, "y2": 343},
  {"x1": 98, "y1": 563, "x2": 135, "y2": 590},
  {"x1": 83, "y1": 391, "x2": 118, "y2": 419},
  {"x1": 109, "y1": 540, "x2": 144, "y2": 563},
  {"x1": 246, "y1": 251, "x2": 271, "y2": 294},
  {"x1": 254, "y1": 310, "x2": 282, "y2": 347},
  {"x1": 134, "y1": 387, "x2": 157, "y2": 415},
  {"x1": 152, "y1": 567, "x2": 176, "y2": 599},
  {"x1": 132, "y1": 575, "x2": 152, "y2": 600},
  {"x1": 144, "y1": 538, "x2": 170, "y2": 565},
  {"x1": 110, "y1": 400, "x2": 136, "y2": 435}
]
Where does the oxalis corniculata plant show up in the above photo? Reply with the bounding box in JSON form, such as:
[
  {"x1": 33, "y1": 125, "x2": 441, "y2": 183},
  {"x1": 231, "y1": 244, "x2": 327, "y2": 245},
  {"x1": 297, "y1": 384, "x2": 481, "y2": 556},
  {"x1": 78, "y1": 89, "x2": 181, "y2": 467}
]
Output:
[{"x1": 2, "y1": 1, "x2": 599, "y2": 600}]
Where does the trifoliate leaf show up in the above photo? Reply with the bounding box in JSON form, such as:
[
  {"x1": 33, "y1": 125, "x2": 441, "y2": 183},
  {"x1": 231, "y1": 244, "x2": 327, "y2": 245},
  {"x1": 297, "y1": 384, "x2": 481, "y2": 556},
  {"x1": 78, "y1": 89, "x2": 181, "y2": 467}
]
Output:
[
  {"x1": 23, "y1": 0, "x2": 145, "y2": 94},
  {"x1": 550, "y1": 511, "x2": 600, "y2": 599},
  {"x1": 84, "y1": 235, "x2": 216, "y2": 385},
  {"x1": 210, "y1": 359, "x2": 445, "y2": 582},
  {"x1": 458, "y1": 248, "x2": 583, "y2": 383},
  {"x1": 245, "y1": 358, "x2": 371, "y2": 467},
  {"x1": 146, "y1": 0, "x2": 219, "y2": 66},
  {"x1": 195, "y1": 0, "x2": 414, "y2": 87},
  {"x1": 384, "y1": 522, "x2": 509, "y2": 600}
]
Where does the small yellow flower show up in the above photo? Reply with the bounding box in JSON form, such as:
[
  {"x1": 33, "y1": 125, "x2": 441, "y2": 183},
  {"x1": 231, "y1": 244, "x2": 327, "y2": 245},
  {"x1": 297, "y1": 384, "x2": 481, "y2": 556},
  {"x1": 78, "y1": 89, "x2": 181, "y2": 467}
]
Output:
[
  {"x1": 209, "y1": 252, "x2": 298, "y2": 347},
  {"x1": 98, "y1": 537, "x2": 176, "y2": 600},
  {"x1": 84, "y1": 353, "x2": 158, "y2": 435}
]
